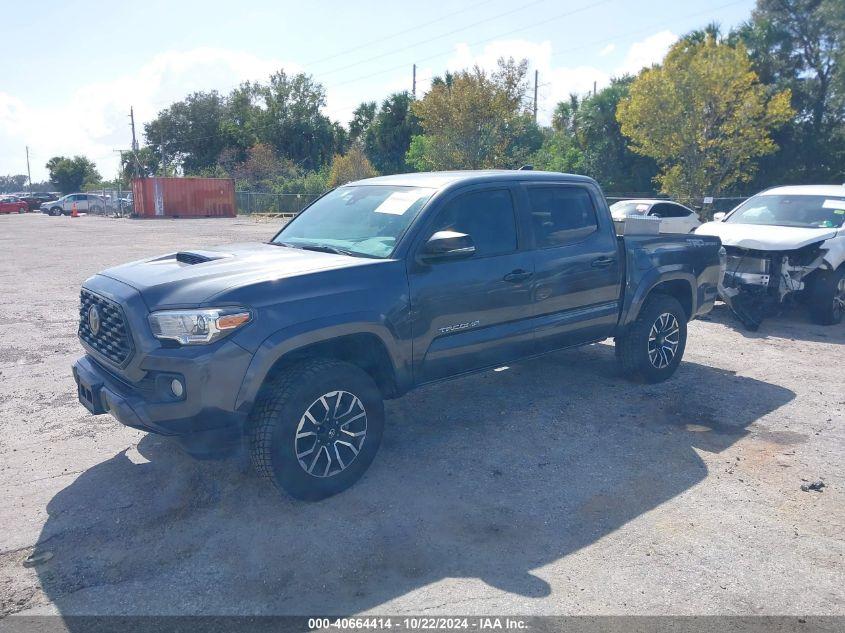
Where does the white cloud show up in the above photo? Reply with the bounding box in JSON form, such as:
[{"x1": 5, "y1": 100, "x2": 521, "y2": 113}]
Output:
[
  {"x1": 0, "y1": 48, "x2": 293, "y2": 180},
  {"x1": 599, "y1": 43, "x2": 615, "y2": 57},
  {"x1": 615, "y1": 30, "x2": 677, "y2": 76}
]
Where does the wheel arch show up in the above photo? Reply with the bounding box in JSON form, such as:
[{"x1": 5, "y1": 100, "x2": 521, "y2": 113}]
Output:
[
  {"x1": 621, "y1": 269, "x2": 696, "y2": 327},
  {"x1": 236, "y1": 325, "x2": 408, "y2": 416}
]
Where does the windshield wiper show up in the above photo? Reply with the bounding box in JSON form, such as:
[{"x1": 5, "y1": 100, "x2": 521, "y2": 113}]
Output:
[{"x1": 296, "y1": 243, "x2": 359, "y2": 256}]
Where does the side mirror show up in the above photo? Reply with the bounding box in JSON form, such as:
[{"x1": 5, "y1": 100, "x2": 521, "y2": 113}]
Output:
[
  {"x1": 420, "y1": 231, "x2": 476, "y2": 262},
  {"x1": 713, "y1": 212, "x2": 726, "y2": 221}
]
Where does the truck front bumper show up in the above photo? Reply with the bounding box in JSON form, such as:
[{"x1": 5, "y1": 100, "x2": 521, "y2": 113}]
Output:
[{"x1": 72, "y1": 342, "x2": 252, "y2": 458}]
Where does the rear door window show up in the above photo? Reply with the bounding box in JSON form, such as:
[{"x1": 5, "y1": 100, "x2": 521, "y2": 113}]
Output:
[{"x1": 526, "y1": 186, "x2": 598, "y2": 247}]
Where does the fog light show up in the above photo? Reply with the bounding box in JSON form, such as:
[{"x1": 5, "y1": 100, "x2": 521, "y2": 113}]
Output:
[{"x1": 170, "y1": 378, "x2": 184, "y2": 398}]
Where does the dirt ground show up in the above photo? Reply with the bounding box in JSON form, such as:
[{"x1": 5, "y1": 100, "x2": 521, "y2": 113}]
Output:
[{"x1": 0, "y1": 213, "x2": 842, "y2": 617}]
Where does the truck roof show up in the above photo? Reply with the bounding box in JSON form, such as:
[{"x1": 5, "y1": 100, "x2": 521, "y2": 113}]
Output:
[{"x1": 346, "y1": 170, "x2": 598, "y2": 190}]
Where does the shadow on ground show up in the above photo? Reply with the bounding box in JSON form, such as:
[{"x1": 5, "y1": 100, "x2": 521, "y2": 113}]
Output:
[
  {"x1": 703, "y1": 302, "x2": 845, "y2": 344},
  {"x1": 32, "y1": 344, "x2": 794, "y2": 615}
]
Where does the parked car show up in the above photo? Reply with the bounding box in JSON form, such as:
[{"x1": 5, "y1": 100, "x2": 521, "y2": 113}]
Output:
[
  {"x1": 610, "y1": 199, "x2": 701, "y2": 233},
  {"x1": 696, "y1": 184, "x2": 845, "y2": 329},
  {"x1": 41, "y1": 193, "x2": 105, "y2": 216},
  {"x1": 0, "y1": 195, "x2": 28, "y2": 214},
  {"x1": 16, "y1": 192, "x2": 57, "y2": 211},
  {"x1": 72, "y1": 170, "x2": 723, "y2": 500}
]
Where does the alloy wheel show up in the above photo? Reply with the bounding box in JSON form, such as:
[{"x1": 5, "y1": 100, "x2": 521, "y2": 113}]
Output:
[
  {"x1": 294, "y1": 390, "x2": 368, "y2": 478},
  {"x1": 834, "y1": 278, "x2": 845, "y2": 319},
  {"x1": 648, "y1": 312, "x2": 680, "y2": 369}
]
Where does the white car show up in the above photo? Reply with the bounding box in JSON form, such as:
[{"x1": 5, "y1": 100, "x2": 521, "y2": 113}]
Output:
[
  {"x1": 40, "y1": 193, "x2": 106, "y2": 216},
  {"x1": 609, "y1": 199, "x2": 700, "y2": 233},
  {"x1": 695, "y1": 185, "x2": 845, "y2": 329}
]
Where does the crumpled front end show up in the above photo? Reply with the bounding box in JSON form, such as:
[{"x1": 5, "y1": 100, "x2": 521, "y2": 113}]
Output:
[{"x1": 719, "y1": 242, "x2": 826, "y2": 329}]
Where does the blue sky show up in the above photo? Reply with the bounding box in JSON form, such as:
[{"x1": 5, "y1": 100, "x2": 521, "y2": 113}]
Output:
[{"x1": 0, "y1": 0, "x2": 755, "y2": 181}]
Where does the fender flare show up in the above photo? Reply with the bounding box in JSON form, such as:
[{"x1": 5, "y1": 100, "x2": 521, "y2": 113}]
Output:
[
  {"x1": 234, "y1": 312, "x2": 409, "y2": 413},
  {"x1": 620, "y1": 265, "x2": 697, "y2": 328}
]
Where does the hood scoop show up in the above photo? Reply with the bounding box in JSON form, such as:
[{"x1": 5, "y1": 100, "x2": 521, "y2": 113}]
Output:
[{"x1": 174, "y1": 250, "x2": 229, "y2": 265}]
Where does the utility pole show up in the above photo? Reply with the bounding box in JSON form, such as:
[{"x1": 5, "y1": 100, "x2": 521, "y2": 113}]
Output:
[
  {"x1": 129, "y1": 106, "x2": 141, "y2": 179},
  {"x1": 412, "y1": 64, "x2": 417, "y2": 98},
  {"x1": 533, "y1": 70, "x2": 539, "y2": 122},
  {"x1": 25, "y1": 146, "x2": 32, "y2": 195},
  {"x1": 593, "y1": 80, "x2": 597, "y2": 96}
]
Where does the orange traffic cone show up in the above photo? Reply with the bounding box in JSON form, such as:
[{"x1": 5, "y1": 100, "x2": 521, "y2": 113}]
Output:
[{"x1": 71, "y1": 202, "x2": 78, "y2": 218}]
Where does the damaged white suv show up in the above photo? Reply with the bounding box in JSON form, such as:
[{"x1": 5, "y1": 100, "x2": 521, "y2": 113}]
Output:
[{"x1": 696, "y1": 185, "x2": 845, "y2": 330}]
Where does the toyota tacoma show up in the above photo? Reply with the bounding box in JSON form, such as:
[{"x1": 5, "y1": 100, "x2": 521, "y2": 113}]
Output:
[{"x1": 73, "y1": 171, "x2": 722, "y2": 500}]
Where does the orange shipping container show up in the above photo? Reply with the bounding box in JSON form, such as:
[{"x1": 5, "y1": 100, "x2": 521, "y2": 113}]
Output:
[{"x1": 131, "y1": 177, "x2": 236, "y2": 218}]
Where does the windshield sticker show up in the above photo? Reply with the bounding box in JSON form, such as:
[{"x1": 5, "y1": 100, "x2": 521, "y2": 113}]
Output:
[
  {"x1": 822, "y1": 199, "x2": 845, "y2": 210},
  {"x1": 374, "y1": 191, "x2": 424, "y2": 215}
]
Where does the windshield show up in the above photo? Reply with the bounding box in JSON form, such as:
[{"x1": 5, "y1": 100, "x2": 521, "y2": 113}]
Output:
[
  {"x1": 272, "y1": 185, "x2": 435, "y2": 258},
  {"x1": 726, "y1": 195, "x2": 845, "y2": 229},
  {"x1": 610, "y1": 201, "x2": 650, "y2": 216}
]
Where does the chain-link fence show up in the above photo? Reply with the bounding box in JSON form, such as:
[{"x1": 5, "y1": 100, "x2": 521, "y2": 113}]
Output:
[
  {"x1": 83, "y1": 188, "x2": 135, "y2": 216},
  {"x1": 235, "y1": 191, "x2": 320, "y2": 216}
]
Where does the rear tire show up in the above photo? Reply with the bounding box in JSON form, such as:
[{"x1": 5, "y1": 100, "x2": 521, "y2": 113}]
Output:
[
  {"x1": 249, "y1": 358, "x2": 384, "y2": 501},
  {"x1": 616, "y1": 294, "x2": 688, "y2": 383},
  {"x1": 808, "y1": 267, "x2": 845, "y2": 325}
]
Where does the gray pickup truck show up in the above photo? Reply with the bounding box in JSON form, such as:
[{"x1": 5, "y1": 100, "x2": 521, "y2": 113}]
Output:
[{"x1": 73, "y1": 170, "x2": 722, "y2": 500}]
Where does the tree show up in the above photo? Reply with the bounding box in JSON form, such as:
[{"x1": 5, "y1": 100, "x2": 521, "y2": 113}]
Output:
[
  {"x1": 617, "y1": 36, "x2": 793, "y2": 198},
  {"x1": 327, "y1": 145, "x2": 377, "y2": 188},
  {"x1": 731, "y1": 0, "x2": 844, "y2": 183},
  {"x1": 253, "y1": 70, "x2": 339, "y2": 171},
  {"x1": 349, "y1": 101, "x2": 377, "y2": 141},
  {"x1": 0, "y1": 175, "x2": 28, "y2": 193},
  {"x1": 363, "y1": 92, "x2": 421, "y2": 174},
  {"x1": 407, "y1": 58, "x2": 541, "y2": 170},
  {"x1": 144, "y1": 91, "x2": 227, "y2": 174},
  {"x1": 46, "y1": 156, "x2": 101, "y2": 193},
  {"x1": 535, "y1": 78, "x2": 659, "y2": 193},
  {"x1": 120, "y1": 147, "x2": 160, "y2": 182}
]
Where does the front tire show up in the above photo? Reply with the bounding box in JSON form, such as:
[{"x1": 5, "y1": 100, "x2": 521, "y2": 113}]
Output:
[
  {"x1": 616, "y1": 294, "x2": 688, "y2": 383},
  {"x1": 808, "y1": 267, "x2": 845, "y2": 325},
  {"x1": 249, "y1": 358, "x2": 384, "y2": 501}
]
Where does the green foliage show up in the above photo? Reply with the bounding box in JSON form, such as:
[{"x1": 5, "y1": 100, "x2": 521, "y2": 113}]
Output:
[
  {"x1": 363, "y1": 92, "x2": 421, "y2": 174},
  {"x1": 408, "y1": 58, "x2": 542, "y2": 170},
  {"x1": 617, "y1": 36, "x2": 793, "y2": 197},
  {"x1": 730, "y1": 0, "x2": 844, "y2": 184},
  {"x1": 328, "y1": 144, "x2": 378, "y2": 188},
  {"x1": 45, "y1": 156, "x2": 101, "y2": 194},
  {"x1": 534, "y1": 78, "x2": 658, "y2": 192},
  {"x1": 0, "y1": 174, "x2": 28, "y2": 193},
  {"x1": 350, "y1": 101, "x2": 377, "y2": 141},
  {"x1": 143, "y1": 70, "x2": 343, "y2": 176},
  {"x1": 120, "y1": 147, "x2": 161, "y2": 183}
]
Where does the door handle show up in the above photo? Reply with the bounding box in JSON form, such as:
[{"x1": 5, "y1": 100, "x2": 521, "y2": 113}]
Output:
[
  {"x1": 591, "y1": 257, "x2": 615, "y2": 268},
  {"x1": 503, "y1": 269, "x2": 533, "y2": 283}
]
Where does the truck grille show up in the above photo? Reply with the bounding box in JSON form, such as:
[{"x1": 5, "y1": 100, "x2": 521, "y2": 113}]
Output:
[{"x1": 78, "y1": 289, "x2": 134, "y2": 366}]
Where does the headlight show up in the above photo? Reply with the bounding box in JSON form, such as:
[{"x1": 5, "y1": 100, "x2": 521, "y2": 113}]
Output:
[{"x1": 148, "y1": 307, "x2": 251, "y2": 345}]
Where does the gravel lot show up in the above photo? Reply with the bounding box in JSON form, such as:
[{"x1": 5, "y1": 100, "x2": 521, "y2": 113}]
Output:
[{"x1": 1, "y1": 213, "x2": 843, "y2": 617}]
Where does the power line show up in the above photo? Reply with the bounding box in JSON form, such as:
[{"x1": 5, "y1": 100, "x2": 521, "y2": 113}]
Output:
[
  {"x1": 315, "y1": 0, "x2": 550, "y2": 78},
  {"x1": 303, "y1": 0, "x2": 498, "y2": 67},
  {"x1": 328, "y1": 0, "x2": 613, "y2": 89}
]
